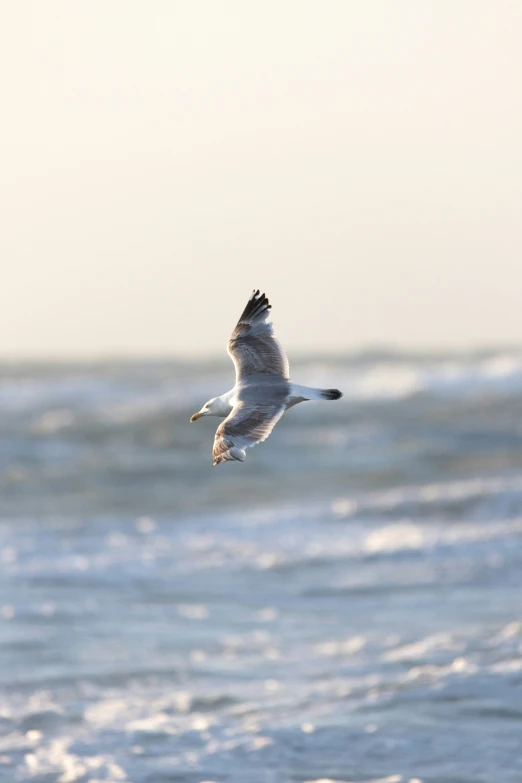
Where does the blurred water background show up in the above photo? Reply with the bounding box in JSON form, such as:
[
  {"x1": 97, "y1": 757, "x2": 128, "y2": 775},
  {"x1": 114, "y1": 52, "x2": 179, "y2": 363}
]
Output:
[{"x1": 1, "y1": 352, "x2": 522, "y2": 783}]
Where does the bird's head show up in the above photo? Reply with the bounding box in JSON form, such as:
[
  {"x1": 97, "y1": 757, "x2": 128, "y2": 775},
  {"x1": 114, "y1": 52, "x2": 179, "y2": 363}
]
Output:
[{"x1": 190, "y1": 397, "x2": 220, "y2": 422}]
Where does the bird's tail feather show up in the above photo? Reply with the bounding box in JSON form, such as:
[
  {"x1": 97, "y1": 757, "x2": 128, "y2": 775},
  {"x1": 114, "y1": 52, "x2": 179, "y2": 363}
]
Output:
[
  {"x1": 320, "y1": 388, "x2": 343, "y2": 400},
  {"x1": 289, "y1": 384, "x2": 343, "y2": 402}
]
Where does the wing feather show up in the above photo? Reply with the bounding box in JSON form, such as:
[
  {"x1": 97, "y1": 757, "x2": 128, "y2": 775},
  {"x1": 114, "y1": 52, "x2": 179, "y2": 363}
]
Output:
[
  {"x1": 227, "y1": 290, "x2": 289, "y2": 381},
  {"x1": 212, "y1": 401, "x2": 285, "y2": 465}
]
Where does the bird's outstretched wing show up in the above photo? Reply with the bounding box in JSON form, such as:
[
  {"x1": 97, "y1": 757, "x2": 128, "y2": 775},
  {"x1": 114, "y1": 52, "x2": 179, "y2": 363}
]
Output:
[
  {"x1": 212, "y1": 401, "x2": 285, "y2": 465},
  {"x1": 227, "y1": 290, "x2": 290, "y2": 382}
]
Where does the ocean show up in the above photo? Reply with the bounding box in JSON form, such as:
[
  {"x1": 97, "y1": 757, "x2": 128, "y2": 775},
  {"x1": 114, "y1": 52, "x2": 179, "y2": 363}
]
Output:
[{"x1": 1, "y1": 352, "x2": 522, "y2": 783}]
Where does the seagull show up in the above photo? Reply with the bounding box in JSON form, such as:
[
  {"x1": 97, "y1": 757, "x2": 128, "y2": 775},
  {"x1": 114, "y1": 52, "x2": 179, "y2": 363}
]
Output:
[{"x1": 190, "y1": 290, "x2": 342, "y2": 465}]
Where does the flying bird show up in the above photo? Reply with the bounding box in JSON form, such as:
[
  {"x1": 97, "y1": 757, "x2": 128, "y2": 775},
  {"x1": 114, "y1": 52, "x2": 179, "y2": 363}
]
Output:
[{"x1": 190, "y1": 290, "x2": 343, "y2": 465}]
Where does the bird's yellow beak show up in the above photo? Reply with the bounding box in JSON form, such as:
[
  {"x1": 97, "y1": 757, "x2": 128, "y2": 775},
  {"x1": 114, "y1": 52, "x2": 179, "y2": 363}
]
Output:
[{"x1": 190, "y1": 411, "x2": 204, "y2": 422}]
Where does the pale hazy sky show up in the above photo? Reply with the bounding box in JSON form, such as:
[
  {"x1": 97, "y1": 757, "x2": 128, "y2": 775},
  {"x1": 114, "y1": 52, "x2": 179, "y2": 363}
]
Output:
[{"x1": 1, "y1": 1, "x2": 522, "y2": 358}]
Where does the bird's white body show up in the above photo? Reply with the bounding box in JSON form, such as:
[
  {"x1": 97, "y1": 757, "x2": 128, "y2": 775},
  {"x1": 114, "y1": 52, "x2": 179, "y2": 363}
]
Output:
[{"x1": 203, "y1": 382, "x2": 332, "y2": 420}]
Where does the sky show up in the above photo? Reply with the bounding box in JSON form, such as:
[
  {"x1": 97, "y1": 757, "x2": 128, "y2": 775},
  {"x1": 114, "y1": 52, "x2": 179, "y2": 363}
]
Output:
[{"x1": 1, "y1": 0, "x2": 521, "y2": 359}]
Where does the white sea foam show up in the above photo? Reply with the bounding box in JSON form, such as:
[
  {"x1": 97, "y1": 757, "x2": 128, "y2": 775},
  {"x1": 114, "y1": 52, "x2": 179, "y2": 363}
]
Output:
[
  {"x1": 298, "y1": 353, "x2": 522, "y2": 402},
  {"x1": 3, "y1": 353, "x2": 522, "y2": 425},
  {"x1": 305, "y1": 776, "x2": 403, "y2": 783},
  {"x1": 3, "y1": 356, "x2": 522, "y2": 783},
  {"x1": 329, "y1": 473, "x2": 522, "y2": 520}
]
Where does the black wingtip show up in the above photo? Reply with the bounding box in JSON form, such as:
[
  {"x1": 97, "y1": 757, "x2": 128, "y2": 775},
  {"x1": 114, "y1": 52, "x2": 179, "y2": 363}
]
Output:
[{"x1": 238, "y1": 289, "x2": 271, "y2": 324}]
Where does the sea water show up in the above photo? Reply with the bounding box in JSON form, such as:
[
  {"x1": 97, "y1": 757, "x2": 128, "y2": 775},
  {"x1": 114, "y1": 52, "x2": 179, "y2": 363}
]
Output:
[{"x1": 1, "y1": 352, "x2": 522, "y2": 783}]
